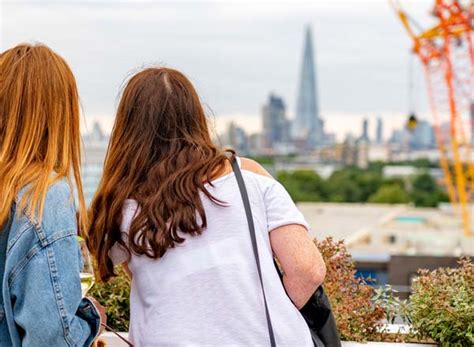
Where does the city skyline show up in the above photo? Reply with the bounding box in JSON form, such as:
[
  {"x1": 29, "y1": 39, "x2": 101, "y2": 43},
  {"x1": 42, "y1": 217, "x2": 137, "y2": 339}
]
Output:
[
  {"x1": 259, "y1": 25, "x2": 332, "y2": 153},
  {"x1": 1, "y1": 0, "x2": 447, "y2": 140}
]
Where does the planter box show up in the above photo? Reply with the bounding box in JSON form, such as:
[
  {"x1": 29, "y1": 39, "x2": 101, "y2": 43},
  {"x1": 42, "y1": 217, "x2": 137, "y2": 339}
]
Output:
[
  {"x1": 100, "y1": 332, "x2": 130, "y2": 347},
  {"x1": 100, "y1": 333, "x2": 437, "y2": 347},
  {"x1": 343, "y1": 343, "x2": 435, "y2": 347}
]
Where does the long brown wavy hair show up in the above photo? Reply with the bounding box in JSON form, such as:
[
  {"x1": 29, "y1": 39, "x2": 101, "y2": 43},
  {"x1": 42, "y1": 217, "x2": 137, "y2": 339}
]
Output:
[
  {"x1": 88, "y1": 67, "x2": 229, "y2": 281},
  {"x1": 0, "y1": 43, "x2": 87, "y2": 233}
]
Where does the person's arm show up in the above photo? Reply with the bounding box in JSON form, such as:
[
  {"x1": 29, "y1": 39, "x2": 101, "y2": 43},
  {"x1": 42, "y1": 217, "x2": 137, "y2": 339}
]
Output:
[
  {"x1": 270, "y1": 225, "x2": 326, "y2": 308},
  {"x1": 241, "y1": 157, "x2": 326, "y2": 309},
  {"x1": 10, "y1": 232, "x2": 101, "y2": 346}
]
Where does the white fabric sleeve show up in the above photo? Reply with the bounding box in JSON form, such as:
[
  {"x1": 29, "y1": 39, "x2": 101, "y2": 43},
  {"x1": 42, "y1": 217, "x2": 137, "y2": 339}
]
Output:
[
  {"x1": 108, "y1": 199, "x2": 139, "y2": 266},
  {"x1": 264, "y1": 180, "x2": 310, "y2": 232},
  {"x1": 109, "y1": 239, "x2": 129, "y2": 266}
]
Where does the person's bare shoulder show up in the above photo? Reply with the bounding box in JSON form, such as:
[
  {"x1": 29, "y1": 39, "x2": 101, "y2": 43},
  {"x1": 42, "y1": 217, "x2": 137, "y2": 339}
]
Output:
[{"x1": 240, "y1": 157, "x2": 273, "y2": 178}]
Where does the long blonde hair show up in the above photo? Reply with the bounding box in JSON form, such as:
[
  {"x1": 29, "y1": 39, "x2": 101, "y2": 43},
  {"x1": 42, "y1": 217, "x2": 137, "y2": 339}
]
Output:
[{"x1": 0, "y1": 43, "x2": 87, "y2": 233}]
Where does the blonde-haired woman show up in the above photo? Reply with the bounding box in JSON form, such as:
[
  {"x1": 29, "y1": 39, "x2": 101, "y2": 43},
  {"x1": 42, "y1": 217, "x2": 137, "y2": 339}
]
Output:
[{"x1": 0, "y1": 43, "x2": 104, "y2": 346}]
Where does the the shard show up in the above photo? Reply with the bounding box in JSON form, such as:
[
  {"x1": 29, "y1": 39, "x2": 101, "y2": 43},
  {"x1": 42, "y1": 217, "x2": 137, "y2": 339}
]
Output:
[{"x1": 293, "y1": 25, "x2": 322, "y2": 148}]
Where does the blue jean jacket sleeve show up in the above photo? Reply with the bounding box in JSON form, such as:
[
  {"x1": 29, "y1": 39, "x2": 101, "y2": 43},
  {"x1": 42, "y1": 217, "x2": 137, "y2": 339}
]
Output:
[{"x1": 9, "y1": 233, "x2": 100, "y2": 347}]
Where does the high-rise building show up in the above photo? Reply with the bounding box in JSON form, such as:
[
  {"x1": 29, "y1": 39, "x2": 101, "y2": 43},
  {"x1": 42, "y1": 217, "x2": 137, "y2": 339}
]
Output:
[
  {"x1": 376, "y1": 117, "x2": 383, "y2": 144},
  {"x1": 293, "y1": 25, "x2": 322, "y2": 149},
  {"x1": 388, "y1": 119, "x2": 435, "y2": 152},
  {"x1": 262, "y1": 93, "x2": 289, "y2": 149},
  {"x1": 361, "y1": 118, "x2": 369, "y2": 142},
  {"x1": 410, "y1": 119, "x2": 435, "y2": 149},
  {"x1": 227, "y1": 121, "x2": 249, "y2": 154},
  {"x1": 356, "y1": 139, "x2": 369, "y2": 169},
  {"x1": 248, "y1": 133, "x2": 264, "y2": 155},
  {"x1": 341, "y1": 133, "x2": 357, "y2": 166},
  {"x1": 82, "y1": 122, "x2": 109, "y2": 204}
]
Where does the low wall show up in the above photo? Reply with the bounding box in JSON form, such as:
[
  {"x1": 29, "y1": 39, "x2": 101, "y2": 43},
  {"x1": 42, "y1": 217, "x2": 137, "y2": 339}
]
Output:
[{"x1": 99, "y1": 332, "x2": 437, "y2": 346}]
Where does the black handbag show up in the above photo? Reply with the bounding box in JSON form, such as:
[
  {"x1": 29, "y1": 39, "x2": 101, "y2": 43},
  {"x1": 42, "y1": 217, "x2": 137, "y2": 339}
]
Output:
[{"x1": 229, "y1": 156, "x2": 341, "y2": 347}]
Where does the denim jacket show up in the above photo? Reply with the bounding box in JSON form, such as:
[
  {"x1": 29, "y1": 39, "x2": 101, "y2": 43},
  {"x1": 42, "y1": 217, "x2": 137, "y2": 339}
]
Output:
[{"x1": 0, "y1": 179, "x2": 101, "y2": 346}]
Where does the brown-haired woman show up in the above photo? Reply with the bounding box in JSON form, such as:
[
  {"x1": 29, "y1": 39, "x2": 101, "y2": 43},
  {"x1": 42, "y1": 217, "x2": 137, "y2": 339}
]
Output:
[
  {"x1": 88, "y1": 67, "x2": 326, "y2": 346},
  {"x1": 0, "y1": 43, "x2": 105, "y2": 346}
]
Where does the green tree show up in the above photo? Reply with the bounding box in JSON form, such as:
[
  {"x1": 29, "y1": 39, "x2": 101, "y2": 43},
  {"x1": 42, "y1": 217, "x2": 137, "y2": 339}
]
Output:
[
  {"x1": 367, "y1": 161, "x2": 385, "y2": 174},
  {"x1": 326, "y1": 168, "x2": 382, "y2": 203},
  {"x1": 277, "y1": 170, "x2": 326, "y2": 202},
  {"x1": 382, "y1": 177, "x2": 406, "y2": 189},
  {"x1": 388, "y1": 158, "x2": 438, "y2": 168},
  {"x1": 410, "y1": 173, "x2": 449, "y2": 207},
  {"x1": 412, "y1": 172, "x2": 437, "y2": 192},
  {"x1": 277, "y1": 165, "x2": 449, "y2": 206},
  {"x1": 355, "y1": 171, "x2": 383, "y2": 201},
  {"x1": 326, "y1": 169, "x2": 363, "y2": 202},
  {"x1": 368, "y1": 184, "x2": 410, "y2": 204}
]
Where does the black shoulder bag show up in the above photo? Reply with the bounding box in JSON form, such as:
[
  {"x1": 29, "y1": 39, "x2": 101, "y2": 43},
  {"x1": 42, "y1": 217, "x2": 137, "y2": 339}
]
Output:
[{"x1": 230, "y1": 156, "x2": 341, "y2": 347}]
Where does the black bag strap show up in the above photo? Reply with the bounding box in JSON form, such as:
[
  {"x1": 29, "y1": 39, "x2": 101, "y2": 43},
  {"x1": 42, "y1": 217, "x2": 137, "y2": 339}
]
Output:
[{"x1": 229, "y1": 155, "x2": 277, "y2": 347}]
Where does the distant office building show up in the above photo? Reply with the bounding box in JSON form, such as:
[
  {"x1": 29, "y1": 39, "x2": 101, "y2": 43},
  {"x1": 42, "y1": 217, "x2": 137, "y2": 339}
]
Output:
[
  {"x1": 226, "y1": 121, "x2": 249, "y2": 155},
  {"x1": 388, "y1": 118, "x2": 435, "y2": 155},
  {"x1": 369, "y1": 144, "x2": 390, "y2": 162},
  {"x1": 389, "y1": 129, "x2": 403, "y2": 145},
  {"x1": 376, "y1": 117, "x2": 383, "y2": 144},
  {"x1": 389, "y1": 128, "x2": 410, "y2": 150},
  {"x1": 360, "y1": 118, "x2": 369, "y2": 142},
  {"x1": 323, "y1": 132, "x2": 336, "y2": 147},
  {"x1": 341, "y1": 133, "x2": 357, "y2": 166},
  {"x1": 262, "y1": 93, "x2": 289, "y2": 150},
  {"x1": 248, "y1": 133, "x2": 264, "y2": 155},
  {"x1": 410, "y1": 119, "x2": 435, "y2": 150},
  {"x1": 82, "y1": 122, "x2": 109, "y2": 204},
  {"x1": 292, "y1": 25, "x2": 323, "y2": 149},
  {"x1": 356, "y1": 139, "x2": 369, "y2": 169}
]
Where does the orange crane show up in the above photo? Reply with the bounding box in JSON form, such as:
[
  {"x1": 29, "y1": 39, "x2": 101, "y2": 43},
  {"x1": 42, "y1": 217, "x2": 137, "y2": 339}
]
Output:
[{"x1": 390, "y1": 0, "x2": 474, "y2": 237}]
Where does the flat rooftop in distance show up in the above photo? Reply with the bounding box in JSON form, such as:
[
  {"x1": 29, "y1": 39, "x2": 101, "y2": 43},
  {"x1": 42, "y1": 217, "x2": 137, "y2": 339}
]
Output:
[{"x1": 298, "y1": 202, "x2": 473, "y2": 258}]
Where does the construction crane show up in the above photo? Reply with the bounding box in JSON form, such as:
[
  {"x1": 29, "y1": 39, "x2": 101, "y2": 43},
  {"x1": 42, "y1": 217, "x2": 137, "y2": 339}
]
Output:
[{"x1": 390, "y1": 0, "x2": 474, "y2": 237}]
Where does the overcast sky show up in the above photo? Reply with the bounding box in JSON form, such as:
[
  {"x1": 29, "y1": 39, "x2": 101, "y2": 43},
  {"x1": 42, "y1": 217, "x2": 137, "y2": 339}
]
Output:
[{"x1": 1, "y1": 0, "x2": 437, "y2": 140}]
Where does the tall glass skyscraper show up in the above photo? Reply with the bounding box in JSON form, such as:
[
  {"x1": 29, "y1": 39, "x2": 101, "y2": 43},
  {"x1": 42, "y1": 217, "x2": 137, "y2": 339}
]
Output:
[
  {"x1": 262, "y1": 93, "x2": 289, "y2": 149},
  {"x1": 293, "y1": 25, "x2": 322, "y2": 148}
]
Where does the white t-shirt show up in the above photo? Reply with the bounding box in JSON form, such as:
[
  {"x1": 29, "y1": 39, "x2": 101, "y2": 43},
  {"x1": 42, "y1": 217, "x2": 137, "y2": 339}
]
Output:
[{"x1": 110, "y1": 158, "x2": 313, "y2": 347}]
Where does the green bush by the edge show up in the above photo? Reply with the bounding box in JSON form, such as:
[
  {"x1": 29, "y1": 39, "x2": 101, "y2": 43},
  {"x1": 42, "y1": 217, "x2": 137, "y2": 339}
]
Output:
[
  {"x1": 409, "y1": 258, "x2": 474, "y2": 346},
  {"x1": 89, "y1": 267, "x2": 130, "y2": 331}
]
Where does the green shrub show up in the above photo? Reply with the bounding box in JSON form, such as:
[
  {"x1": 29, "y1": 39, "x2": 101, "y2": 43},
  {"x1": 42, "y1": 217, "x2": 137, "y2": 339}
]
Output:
[
  {"x1": 373, "y1": 285, "x2": 410, "y2": 326},
  {"x1": 316, "y1": 237, "x2": 385, "y2": 341},
  {"x1": 89, "y1": 267, "x2": 130, "y2": 331},
  {"x1": 408, "y1": 258, "x2": 474, "y2": 346}
]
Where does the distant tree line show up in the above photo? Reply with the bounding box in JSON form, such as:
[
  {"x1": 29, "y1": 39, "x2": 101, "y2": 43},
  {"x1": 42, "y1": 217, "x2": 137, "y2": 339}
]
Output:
[{"x1": 277, "y1": 165, "x2": 448, "y2": 207}]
